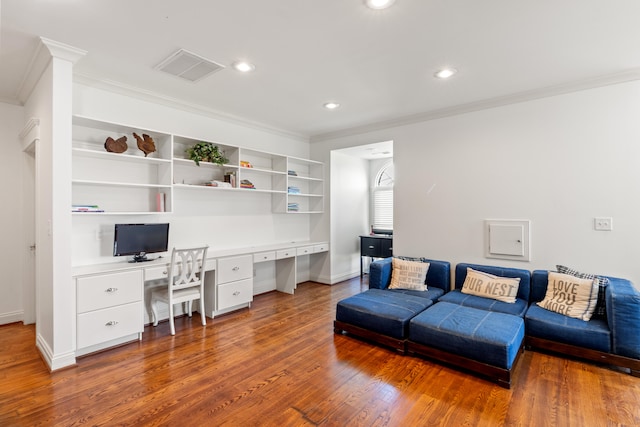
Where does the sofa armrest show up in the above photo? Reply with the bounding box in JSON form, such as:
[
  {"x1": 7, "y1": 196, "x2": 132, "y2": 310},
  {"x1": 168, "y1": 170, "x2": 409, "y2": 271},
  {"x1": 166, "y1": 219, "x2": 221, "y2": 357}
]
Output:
[
  {"x1": 607, "y1": 277, "x2": 640, "y2": 359},
  {"x1": 369, "y1": 257, "x2": 393, "y2": 289}
]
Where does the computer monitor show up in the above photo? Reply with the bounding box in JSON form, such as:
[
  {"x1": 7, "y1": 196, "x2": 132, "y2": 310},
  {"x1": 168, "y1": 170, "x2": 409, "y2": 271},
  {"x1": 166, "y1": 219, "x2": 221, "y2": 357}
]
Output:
[{"x1": 113, "y1": 223, "x2": 169, "y2": 262}]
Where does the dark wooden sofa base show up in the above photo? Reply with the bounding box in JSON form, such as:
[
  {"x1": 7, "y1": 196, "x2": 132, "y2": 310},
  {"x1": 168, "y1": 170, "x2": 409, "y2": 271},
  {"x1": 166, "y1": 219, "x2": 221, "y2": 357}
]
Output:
[
  {"x1": 525, "y1": 336, "x2": 640, "y2": 376},
  {"x1": 334, "y1": 320, "x2": 406, "y2": 353},
  {"x1": 406, "y1": 340, "x2": 524, "y2": 389}
]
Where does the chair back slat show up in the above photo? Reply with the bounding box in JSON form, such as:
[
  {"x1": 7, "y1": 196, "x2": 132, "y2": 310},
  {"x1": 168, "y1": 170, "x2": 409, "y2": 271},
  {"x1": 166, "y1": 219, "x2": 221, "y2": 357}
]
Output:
[{"x1": 169, "y1": 246, "x2": 209, "y2": 292}]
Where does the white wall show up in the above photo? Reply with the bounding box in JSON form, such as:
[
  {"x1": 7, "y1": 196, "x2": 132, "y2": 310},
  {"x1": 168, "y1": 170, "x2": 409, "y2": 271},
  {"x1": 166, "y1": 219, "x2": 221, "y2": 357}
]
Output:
[
  {"x1": 0, "y1": 103, "x2": 25, "y2": 324},
  {"x1": 71, "y1": 84, "x2": 315, "y2": 267},
  {"x1": 312, "y1": 80, "x2": 640, "y2": 285},
  {"x1": 329, "y1": 151, "x2": 369, "y2": 282}
]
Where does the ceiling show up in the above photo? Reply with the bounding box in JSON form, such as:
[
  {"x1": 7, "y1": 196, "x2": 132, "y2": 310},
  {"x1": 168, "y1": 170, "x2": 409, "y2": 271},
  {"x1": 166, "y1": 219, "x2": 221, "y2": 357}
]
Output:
[{"x1": 2, "y1": 1, "x2": 640, "y2": 140}]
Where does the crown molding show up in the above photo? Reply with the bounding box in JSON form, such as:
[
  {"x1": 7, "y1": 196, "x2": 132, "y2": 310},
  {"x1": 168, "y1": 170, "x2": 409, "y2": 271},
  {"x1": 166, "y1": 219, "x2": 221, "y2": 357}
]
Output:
[
  {"x1": 310, "y1": 68, "x2": 640, "y2": 143},
  {"x1": 73, "y1": 73, "x2": 309, "y2": 142},
  {"x1": 17, "y1": 37, "x2": 87, "y2": 105}
]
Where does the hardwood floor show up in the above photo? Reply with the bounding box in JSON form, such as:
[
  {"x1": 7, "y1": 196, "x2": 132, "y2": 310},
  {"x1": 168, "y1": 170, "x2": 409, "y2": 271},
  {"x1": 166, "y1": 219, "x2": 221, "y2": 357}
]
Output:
[{"x1": 1, "y1": 277, "x2": 639, "y2": 426}]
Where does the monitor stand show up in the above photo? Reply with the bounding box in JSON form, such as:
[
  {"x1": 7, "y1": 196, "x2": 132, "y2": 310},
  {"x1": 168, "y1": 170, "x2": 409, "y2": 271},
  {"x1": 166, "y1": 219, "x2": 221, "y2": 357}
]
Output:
[{"x1": 129, "y1": 253, "x2": 153, "y2": 263}]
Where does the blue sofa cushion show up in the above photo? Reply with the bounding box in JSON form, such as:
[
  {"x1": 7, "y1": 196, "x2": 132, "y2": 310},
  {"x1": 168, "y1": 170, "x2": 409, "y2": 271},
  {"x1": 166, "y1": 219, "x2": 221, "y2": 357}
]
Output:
[
  {"x1": 370, "y1": 257, "x2": 451, "y2": 294},
  {"x1": 455, "y1": 263, "x2": 531, "y2": 302},
  {"x1": 336, "y1": 289, "x2": 433, "y2": 339},
  {"x1": 386, "y1": 287, "x2": 445, "y2": 301},
  {"x1": 439, "y1": 289, "x2": 529, "y2": 317},
  {"x1": 409, "y1": 302, "x2": 524, "y2": 369},
  {"x1": 525, "y1": 304, "x2": 611, "y2": 353}
]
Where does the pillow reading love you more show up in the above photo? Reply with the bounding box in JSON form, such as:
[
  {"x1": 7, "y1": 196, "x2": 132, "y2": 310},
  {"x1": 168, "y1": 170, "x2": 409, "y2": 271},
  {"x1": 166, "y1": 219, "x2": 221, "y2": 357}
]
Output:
[
  {"x1": 388, "y1": 258, "x2": 430, "y2": 291},
  {"x1": 537, "y1": 271, "x2": 599, "y2": 321},
  {"x1": 461, "y1": 267, "x2": 521, "y2": 303}
]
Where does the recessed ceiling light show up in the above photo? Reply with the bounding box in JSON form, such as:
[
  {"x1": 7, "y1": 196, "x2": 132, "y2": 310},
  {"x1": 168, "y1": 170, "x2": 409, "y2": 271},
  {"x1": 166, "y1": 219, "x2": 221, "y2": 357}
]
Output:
[
  {"x1": 365, "y1": 0, "x2": 396, "y2": 9},
  {"x1": 232, "y1": 61, "x2": 255, "y2": 73},
  {"x1": 434, "y1": 68, "x2": 457, "y2": 79},
  {"x1": 323, "y1": 102, "x2": 340, "y2": 110}
]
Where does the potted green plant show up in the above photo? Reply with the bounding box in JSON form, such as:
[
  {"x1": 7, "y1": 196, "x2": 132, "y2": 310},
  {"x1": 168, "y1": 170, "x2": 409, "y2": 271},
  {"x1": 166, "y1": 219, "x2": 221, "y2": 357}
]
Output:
[{"x1": 186, "y1": 142, "x2": 229, "y2": 166}]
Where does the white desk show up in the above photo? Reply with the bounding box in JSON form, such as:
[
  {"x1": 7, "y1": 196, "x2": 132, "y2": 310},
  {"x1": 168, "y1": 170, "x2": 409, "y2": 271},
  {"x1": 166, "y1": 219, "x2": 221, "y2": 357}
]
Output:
[{"x1": 72, "y1": 241, "x2": 329, "y2": 356}]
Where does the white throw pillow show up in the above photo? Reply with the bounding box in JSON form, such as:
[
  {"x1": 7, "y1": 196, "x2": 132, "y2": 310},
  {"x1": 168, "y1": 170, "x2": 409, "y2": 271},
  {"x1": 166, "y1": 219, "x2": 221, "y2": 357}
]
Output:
[
  {"x1": 388, "y1": 258, "x2": 429, "y2": 291},
  {"x1": 537, "y1": 271, "x2": 599, "y2": 321},
  {"x1": 461, "y1": 267, "x2": 520, "y2": 303}
]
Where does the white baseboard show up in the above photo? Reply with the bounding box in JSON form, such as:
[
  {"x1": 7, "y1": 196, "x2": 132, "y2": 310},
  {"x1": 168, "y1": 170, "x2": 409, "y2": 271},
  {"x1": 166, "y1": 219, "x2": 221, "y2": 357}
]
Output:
[
  {"x1": 0, "y1": 310, "x2": 23, "y2": 325},
  {"x1": 36, "y1": 333, "x2": 76, "y2": 371},
  {"x1": 311, "y1": 270, "x2": 360, "y2": 285}
]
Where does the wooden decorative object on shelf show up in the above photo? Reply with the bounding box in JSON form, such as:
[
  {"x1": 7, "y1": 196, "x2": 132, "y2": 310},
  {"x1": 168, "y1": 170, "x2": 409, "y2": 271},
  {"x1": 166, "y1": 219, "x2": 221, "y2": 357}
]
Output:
[
  {"x1": 104, "y1": 136, "x2": 128, "y2": 153},
  {"x1": 133, "y1": 132, "x2": 156, "y2": 157}
]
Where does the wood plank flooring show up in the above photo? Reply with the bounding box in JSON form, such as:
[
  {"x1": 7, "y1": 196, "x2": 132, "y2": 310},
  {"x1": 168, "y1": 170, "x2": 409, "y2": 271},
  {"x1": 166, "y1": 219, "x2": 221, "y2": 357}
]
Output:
[{"x1": 1, "y1": 277, "x2": 640, "y2": 426}]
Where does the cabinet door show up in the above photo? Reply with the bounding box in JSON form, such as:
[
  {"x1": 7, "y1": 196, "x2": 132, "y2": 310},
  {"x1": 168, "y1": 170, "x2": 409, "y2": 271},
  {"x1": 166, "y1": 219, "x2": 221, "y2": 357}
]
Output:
[
  {"x1": 77, "y1": 270, "x2": 142, "y2": 313},
  {"x1": 217, "y1": 255, "x2": 253, "y2": 283},
  {"x1": 77, "y1": 302, "x2": 143, "y2": 349},
  {"x1": 217, "y1": 279, "x2": 253, "y2": 310},
  {"x1": 380, "y1": 238, "x2": 393, "y2": 258},
  {"x1": 360, "y1": 237, "x2": 380, "y2": 257}
]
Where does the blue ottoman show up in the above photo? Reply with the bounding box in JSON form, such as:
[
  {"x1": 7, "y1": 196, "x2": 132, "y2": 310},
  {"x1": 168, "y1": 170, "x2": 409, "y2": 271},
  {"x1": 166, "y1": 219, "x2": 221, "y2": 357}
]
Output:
[
  {"x1": 335, "y1": 289, "x2": 434, "y2": 353},
  {"x1": 407, "y1": 302, "x2": 525, "y2": 388}
]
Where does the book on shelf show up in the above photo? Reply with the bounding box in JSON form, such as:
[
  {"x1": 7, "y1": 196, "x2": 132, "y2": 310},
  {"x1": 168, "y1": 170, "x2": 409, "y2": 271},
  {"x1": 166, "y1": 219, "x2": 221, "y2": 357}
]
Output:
[
  {"x1": 240, "y1": 179, "x2": 255, "y2": 189},
  {"x1": 287, "y1": 186, "x2": 301, "y2": 194},
  {"x1": 156, "y1": 192, "x2": 166, "y2": 212},
  {"x1": 72, "y1": 204, "x2": 104, "y2": 213},
  {"x1": 288, "y1": 170, "x2": 297, "y2": 176}
]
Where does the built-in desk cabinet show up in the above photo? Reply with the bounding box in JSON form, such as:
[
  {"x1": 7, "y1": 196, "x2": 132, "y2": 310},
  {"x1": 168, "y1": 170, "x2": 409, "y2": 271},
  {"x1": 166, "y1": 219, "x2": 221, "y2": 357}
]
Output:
[
  {"x1": 212, "y1": 255, "x2": 253, "y2": 313},
  {"x1": 76, "y1": 270, "x2": 144, "y2": 356}
]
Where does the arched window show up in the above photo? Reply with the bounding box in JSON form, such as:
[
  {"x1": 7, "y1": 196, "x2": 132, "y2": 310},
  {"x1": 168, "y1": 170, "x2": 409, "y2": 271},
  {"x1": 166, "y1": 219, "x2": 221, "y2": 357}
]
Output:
[{"x1": 372, "y1": 162, "x2": 393, "y2": 230}]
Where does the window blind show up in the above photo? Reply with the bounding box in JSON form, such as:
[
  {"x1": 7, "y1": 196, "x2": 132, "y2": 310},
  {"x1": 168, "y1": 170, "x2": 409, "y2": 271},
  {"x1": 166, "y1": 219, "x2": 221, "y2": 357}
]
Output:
[{"x1": 372, "y1": 188, "x2": 393, "y2": 229}]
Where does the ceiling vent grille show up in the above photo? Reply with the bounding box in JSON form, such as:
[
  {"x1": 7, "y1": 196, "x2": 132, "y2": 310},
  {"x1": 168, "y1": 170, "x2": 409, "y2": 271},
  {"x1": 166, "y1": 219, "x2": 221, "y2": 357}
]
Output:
[{"x1": 155, "y1": 49, "x2": 225, "y2": 82}]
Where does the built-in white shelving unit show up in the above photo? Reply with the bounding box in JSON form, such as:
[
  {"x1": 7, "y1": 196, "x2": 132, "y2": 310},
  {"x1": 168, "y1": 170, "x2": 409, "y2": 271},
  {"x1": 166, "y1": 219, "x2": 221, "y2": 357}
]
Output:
[{"x1": 71, "y1": 116, "x2": 324, "y2": 214}]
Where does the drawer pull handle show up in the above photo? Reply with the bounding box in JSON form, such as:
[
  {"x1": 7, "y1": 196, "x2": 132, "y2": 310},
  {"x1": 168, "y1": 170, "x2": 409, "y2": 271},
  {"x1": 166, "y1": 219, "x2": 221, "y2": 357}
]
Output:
[
  {"x1": 368, "y1": 246, "x2": 375, "y2": 249},
  {"x1": 105, "y1": 287, "x2": 118, "y2": 293},
  {"x1": 233, "y1": 291, "x2": 241, "y2": 296},
  {"x1": 232, "y1": 266, "x2": 240, "y2": 271},
  {"x1": 263, "y1": 256, "x2": 268, "y2": 259},
  {"x1": 163, "y1": 271, "x2": 168, "y2": 275},
  {"x1": 105, "y1": 321, "x2": 118, "y2": 326}
]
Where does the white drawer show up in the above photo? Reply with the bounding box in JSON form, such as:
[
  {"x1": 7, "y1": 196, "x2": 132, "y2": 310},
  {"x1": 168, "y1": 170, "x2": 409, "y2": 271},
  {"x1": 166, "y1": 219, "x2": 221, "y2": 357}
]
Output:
[
  {"x1": 77, "y1": 270, "x2": 142, "y2": 313},
  {"x1": 77, "y1": 301, "x2": 143, "y2": 349},
  {"x1": 217, "y1": 278, "x2": 253, "y2": 310},
  {"x1": 314, "y1": 243, "x2": 329, "y2": 253},
  {"x1": 254, "y1": 251, "x2": 276, "y2": 263},
  {"x1": 145, "y1": 265, "x2": 169, "y2": 281},
  {"x1": 296, "y1": 246, "x2": 315, "y2": 256},
  {"x1": 217, "y1": 255, "x2": 253, "y2": 284},
  {"x1": 276, "y1": 248, "x2": 295, "y2": 259}
]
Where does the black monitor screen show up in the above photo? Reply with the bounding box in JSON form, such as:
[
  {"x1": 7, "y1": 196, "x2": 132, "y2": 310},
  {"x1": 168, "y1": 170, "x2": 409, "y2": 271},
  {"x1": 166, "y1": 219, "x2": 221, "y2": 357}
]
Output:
[{"x1": 113, "y1": 223, "x2": 169, "y2": 262}]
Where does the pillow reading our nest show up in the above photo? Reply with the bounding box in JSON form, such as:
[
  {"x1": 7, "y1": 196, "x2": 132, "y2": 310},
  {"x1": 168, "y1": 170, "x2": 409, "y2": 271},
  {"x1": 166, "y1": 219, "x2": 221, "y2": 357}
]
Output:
[
  {"x1": 538, "y1": 271, "x2": 599, "y2": 321},
  {"x1": 388, "y1": 258, "x2": 430, "y2": 291},
  {"x1": 461, "y1": 267, "x2": 521, "y2": 303},
  {"x1": 556, "y1": 264, "x2": 608, "y2": 319}
]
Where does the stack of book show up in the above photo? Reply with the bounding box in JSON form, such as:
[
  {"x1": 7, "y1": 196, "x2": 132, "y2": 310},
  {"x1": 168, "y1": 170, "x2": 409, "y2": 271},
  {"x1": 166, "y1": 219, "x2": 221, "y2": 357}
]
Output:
[
  {"x1": 288, "y1": 170, "x2": 297, "y2": 176},
  {"x1": 288, "y1": 203, "x2": 300, "y2": 212},
  {"x1": 72, "y1": 204, "x2": 104, "y2": 213},
  {"x1": 240, "y1": 160, "x2": 253, "y2": 168},
  {"x1": 288, "y1": 186, "x2": 301, "y2": 194},
  {"x1": 240, "y1": 179, "x2": 255, "y2": 189}
]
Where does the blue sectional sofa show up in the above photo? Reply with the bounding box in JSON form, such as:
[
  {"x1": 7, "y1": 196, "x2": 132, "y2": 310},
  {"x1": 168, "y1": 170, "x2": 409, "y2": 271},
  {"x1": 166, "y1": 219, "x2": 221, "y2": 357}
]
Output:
[
  {"x1": 334, "y1": 257, "x2": 640, "y2": 388},
  {"x1": 525, "y1": 270, "x2": 640, "y2": 376},
  {"x1": 334, "y1": 258, "x2": 450, "y2": 352}
]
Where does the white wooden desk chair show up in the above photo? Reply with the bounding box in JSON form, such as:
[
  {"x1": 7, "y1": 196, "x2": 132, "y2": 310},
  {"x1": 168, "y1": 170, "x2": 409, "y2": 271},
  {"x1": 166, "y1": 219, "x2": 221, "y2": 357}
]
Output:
[{"x1": 151, "y1": 246, "x2": 209, "y2": 335}]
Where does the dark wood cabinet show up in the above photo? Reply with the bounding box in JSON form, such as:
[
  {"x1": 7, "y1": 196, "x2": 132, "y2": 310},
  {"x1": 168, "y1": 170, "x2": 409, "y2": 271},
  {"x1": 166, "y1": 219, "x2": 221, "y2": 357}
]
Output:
[{"x1": 360, "y1": 235, "x2": 393, "y2": 277}]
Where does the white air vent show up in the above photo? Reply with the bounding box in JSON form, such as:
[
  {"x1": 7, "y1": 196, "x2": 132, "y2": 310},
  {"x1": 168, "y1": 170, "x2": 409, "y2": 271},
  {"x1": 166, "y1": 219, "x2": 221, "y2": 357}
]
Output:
[{"x1": 155, "y1": 49, "x2": 225, "y2": 82}]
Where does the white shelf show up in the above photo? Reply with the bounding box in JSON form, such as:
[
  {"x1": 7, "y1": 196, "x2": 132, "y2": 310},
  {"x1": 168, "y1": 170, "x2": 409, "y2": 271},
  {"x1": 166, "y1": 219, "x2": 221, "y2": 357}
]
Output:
[
  {"x1": 73, "y1": 148, "x2": 171, "y2": 165},
  {"x1": 72, "y1": 116, "x2": 324, "y2": 215},
  {"x1": 72, "y1": 180, "x2": 171, "y2": 189}
]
